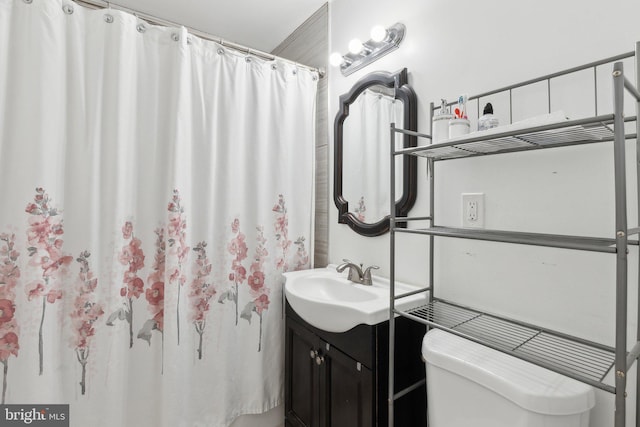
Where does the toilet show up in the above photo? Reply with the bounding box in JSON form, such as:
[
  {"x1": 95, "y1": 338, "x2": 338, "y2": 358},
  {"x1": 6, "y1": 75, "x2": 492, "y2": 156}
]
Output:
[{"x1": 421, "y1": 329, "x2": 596, "y2": 427}]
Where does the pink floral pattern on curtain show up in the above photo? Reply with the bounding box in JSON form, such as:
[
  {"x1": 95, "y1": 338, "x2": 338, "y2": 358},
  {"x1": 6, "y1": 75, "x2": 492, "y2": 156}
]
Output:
[
  {"x1": 167, "y1": 190, "x2": 189, "y2": 345},
  {"x1": 292, "y1": 237, "x2": 310, "y2": 272},
  {"x1": 106, "y1": 221, "x2": 146, "y2": 349},
  {"x1": 0, "y1": 187, "x2": 313, "y2": 409},
  {"x1": 24, "y1": 188, "x2": 72, "y2": 375},
  {"x1": 189, "y1": 242, "x2": 216, "y2": 359},
  {"x1": 273, "y1": 195, "x2": 292, "y2": 273},
  {"x1": 69, "y1": 251, "x2": 103, "y2": 395},
  {"x1": 137, "y1": 228, "x2": 166, "y2": 353},
  {"x1": 0, "y1": 232, "x2": 19, "y2": 404},
  {"x1": 355, "y1": 196, "x2": 366, "y2": 222},
  {"x1": 241, "y1": 226, "x2": 269, "y2": 351},
  {"x1": 220, "y1": 219, "x2": 248, "y2": 325}
]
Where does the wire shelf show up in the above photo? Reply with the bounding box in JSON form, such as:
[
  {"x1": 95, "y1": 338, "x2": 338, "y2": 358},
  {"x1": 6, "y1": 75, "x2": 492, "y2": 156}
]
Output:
[
  {"x1": 403, "y1": 299, "x2": 617, "y2": 392},
  {"x1": 399, "y1": 115, "x2": 620, "y2": 161},
  {"x1": 394, "y1": 225, "x2": 630, "y2": 252}
]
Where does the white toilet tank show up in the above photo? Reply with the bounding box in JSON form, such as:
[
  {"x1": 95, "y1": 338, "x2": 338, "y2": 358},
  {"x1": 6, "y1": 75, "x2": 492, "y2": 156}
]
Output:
[{"x1": 422, "y1": 329, "x2": 596, "y2": 427}]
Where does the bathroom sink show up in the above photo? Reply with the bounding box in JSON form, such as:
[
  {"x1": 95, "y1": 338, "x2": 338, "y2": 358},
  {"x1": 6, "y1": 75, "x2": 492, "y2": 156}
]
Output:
[
  {"x1": 291, "y1": 275, "x2": 378, "y2": 303},
  {"x1": 283, "y1": 266, "x2": 428, "y2": 333}
]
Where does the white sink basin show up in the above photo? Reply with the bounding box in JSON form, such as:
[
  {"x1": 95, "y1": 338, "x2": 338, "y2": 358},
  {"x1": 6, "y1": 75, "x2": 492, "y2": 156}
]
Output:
[{"x1": 283, "y1": 266, "x2": 428, "y2": 333}]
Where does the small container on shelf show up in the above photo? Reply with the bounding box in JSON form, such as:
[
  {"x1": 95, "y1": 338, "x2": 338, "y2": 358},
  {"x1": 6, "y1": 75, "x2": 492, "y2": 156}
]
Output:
[
  {"x1": 478, "y1": 102, "x2": 499, "y2": 131},
  {"x1": 449, "y1": 118, "x2": 470, "y2": 138},
  {"x1": 448, "y1": 94, "x2": 470, "y2": 138},
  {"x1": 432, "y1": 99, "x2": 453, "y2": 144}
]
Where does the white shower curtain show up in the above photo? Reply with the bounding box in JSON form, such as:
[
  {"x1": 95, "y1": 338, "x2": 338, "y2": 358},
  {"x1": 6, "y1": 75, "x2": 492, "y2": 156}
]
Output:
[{"x1": 0, "y1": 0, "x2": 317, "y2": 426}]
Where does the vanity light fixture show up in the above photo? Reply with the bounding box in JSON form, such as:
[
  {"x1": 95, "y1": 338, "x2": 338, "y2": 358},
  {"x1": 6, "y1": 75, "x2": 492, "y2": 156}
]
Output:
[{"x1": 330, "y1": 23, "x2": 406, "y2": 76}]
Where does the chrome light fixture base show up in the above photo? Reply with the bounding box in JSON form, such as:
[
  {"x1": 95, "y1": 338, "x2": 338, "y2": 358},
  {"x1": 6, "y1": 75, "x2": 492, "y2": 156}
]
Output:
[{"x1": 339, "y1": 23, "x2": 406, "y2": 76}]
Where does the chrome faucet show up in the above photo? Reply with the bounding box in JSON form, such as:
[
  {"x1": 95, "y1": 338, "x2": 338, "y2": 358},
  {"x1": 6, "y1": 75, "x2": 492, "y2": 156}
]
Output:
[
  {"x1": 336, "y1": 260, "x2": 363, "y2": 283},
  {"x1": 336, "y1": 259, "x2": 379, "y2": 286}
]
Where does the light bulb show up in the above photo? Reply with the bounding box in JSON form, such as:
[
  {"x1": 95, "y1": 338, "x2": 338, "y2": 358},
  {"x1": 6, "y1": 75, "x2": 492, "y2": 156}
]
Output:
[
  {"x1": 348, "y1": 38, "x2": 364, "y2": 54},
  {"x1": 329, "y1": 52, "x2": 344, "y2": 67},
  {"x1": 370, "y1": 25, "x2": 387, "y2": 42}
]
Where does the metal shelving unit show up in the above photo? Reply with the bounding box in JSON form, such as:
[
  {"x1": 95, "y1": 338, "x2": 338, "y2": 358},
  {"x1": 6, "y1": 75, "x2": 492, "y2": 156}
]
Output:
[{"x1": 387, "y1": 43, "x2": 640, "y2": 427}]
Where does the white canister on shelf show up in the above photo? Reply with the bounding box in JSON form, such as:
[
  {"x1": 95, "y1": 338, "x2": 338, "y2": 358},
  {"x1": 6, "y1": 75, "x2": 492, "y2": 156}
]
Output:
[
  {"x1": 449, "y1": 118, "x2": 470, "y2": 138},
  {"x1": 432, "y1": 113, "x2": 454, "y2": 143}
]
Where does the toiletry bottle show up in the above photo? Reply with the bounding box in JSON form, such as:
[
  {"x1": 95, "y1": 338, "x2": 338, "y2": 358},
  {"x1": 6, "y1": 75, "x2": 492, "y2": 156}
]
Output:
[
  {"x1": 478, "y1": 102, "x2": 499, "y2": 131},
  {"x1": 432, "y1": 99, "x2": 453, "y2": 143}
]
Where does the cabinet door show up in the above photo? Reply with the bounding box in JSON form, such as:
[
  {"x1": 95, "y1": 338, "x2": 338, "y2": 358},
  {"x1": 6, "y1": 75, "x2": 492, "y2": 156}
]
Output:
[
  {"x1": 285, "y1": 318, "x2": 320, "y2": 427},
  {"x1": 320, "y1": 341, "x2": 373, "y2": 427}
]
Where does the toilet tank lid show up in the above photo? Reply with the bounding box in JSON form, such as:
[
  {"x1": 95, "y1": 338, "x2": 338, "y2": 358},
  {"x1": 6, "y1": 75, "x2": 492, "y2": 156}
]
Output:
[{"x1": 422, "y1": 329, "x2": 596, "y2": 416}]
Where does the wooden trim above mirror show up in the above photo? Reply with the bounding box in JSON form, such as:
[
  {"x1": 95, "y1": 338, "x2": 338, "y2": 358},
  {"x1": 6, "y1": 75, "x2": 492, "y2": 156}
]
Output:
[{"x1": 333, "y1": 68, "x2": 418, "y2": 237}]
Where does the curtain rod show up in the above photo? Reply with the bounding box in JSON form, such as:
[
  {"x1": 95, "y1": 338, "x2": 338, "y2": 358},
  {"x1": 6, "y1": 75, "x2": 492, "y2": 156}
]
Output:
[{"x1": 73, "y1": 0, "x2": 325, "y2": 78}]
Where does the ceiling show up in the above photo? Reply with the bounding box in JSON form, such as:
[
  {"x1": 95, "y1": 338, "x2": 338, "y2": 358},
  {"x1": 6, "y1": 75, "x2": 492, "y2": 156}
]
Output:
[{"x1": 113, "y1": 0, "x2": 328, "y2": 53}]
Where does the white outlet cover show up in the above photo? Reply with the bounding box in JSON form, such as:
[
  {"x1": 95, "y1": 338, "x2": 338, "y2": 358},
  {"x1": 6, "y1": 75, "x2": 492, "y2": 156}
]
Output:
[{"x1": 462, "y1": 193, "x2": 485, "y2": 228}]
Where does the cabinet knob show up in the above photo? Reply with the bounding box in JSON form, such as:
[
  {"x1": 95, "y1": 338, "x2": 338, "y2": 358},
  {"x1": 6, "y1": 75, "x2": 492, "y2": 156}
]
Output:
[
  {"x1": 310, "y1": 349, "x2": 318, "y2": 359},
  {"x1": 315, "y1": 355, "x2": 325, "y2": 366}
]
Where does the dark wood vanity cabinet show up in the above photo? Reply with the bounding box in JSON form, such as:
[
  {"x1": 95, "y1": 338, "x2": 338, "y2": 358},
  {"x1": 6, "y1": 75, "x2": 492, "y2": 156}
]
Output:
[{"x1": 285, "y1": 303, "x2": 426, "y2": 427}]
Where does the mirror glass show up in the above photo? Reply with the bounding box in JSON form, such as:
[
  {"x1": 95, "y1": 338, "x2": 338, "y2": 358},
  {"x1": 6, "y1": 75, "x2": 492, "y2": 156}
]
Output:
[
  {"x1": 334, "y1": 68, "x2": 417, "y2": 237},
  {"x1": 342, "y1": 87, "x2": 404, "y2": 223}
]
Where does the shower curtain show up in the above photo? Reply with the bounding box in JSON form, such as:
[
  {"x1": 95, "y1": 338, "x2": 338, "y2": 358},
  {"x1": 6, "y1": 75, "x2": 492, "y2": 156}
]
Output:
[{"x1": 0, "y1": 0, "x2": 317, "y2": 426}]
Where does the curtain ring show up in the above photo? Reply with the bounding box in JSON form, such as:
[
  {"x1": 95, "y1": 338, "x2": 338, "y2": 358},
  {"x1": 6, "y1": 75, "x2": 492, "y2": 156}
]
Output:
[
  {"x1": 136, "y1": 23, "x2": 146, "y2": 33},
  {"x1": 171, "y1": 33, "x2": 180, "y2": 42},
  {"x1": 270, "y1": 64, "x2": 277, "y2": 71},
  {"x1": 217, "y1": 48, "x2": 224, "y2": 55},
  {"x1": 62, "y1": 4, "x2": 74, "y2": 14},
  {"x1": 22, "y1": 0, "x2": 33, "y2": 4},
  {"x1": 104, "y1": 14, "x2": 113, "y2": 23}
]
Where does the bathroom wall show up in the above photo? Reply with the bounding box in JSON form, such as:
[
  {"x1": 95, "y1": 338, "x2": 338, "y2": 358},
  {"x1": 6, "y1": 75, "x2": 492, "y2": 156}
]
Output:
[{"x1": 328, "y1": 0, "x2": 640, "y2": 425}]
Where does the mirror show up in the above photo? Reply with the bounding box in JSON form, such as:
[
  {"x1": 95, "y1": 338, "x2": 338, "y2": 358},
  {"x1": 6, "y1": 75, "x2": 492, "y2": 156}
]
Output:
[{"x1": 334, "y1": 68, "x2": 417, "y2": 236}]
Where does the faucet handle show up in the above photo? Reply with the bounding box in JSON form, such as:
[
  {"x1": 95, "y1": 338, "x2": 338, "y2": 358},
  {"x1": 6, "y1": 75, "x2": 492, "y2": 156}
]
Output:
[{"x1": 362, "y1": 265, "x2": 380, "y2": 286}]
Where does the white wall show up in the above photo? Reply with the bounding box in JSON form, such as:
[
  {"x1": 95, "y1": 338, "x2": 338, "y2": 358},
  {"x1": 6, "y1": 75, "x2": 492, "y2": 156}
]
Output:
[{"x1": 328, "y1": 0, "x2": 640, "y2": 425}]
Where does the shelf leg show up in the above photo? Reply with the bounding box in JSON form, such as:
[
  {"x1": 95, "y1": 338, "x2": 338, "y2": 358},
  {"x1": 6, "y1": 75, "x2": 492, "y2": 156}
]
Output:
[
  {"x1": 635, "y1": 40, "x2": 640, "y2": 427},
  {"x1": 388, "y1": 122, "x2": 397, "y2": 427},
  {"x1": 613, "y1": 61, "x2": 628, "y2": 427}
]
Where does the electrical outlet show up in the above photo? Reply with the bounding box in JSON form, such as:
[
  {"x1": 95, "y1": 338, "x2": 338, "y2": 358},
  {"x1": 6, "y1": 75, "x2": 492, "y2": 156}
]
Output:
[{"x1": 462, "y1": 193, "x2": 484, "y2": 228}]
